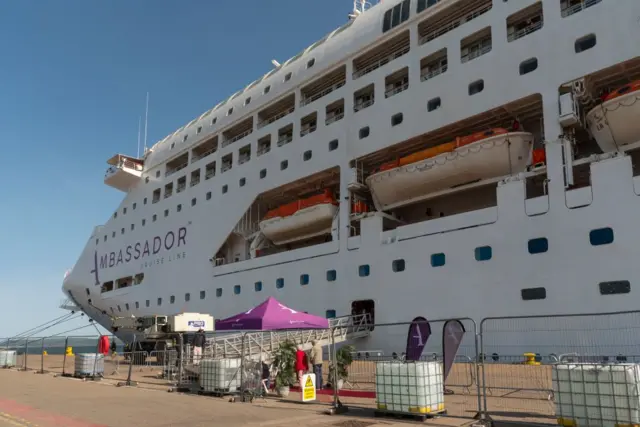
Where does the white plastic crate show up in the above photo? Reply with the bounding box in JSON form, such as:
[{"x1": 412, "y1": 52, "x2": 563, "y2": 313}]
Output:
[
  {"x1": 375, "y1": 361, "x2": 445, "y2": 415},
  {"x1": 74, "y1": 353, "x2": 104, "y2": 376},
  {"x1": 553, "y1": 363, "x2": 640, "y2": 427},
  {"x1": 199, "y1": 358, "x2": 241, "y2": 392}
]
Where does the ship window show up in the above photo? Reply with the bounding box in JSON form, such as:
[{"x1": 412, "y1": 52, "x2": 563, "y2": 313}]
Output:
[
  {"x1": 177, "y1": 204, "x2": 182, "y2": 212},
  {"x1": 575, "y1": 34, "x2": 596, "y2": 53},
  {"x1": 145, "y1": 177, "x2": 149, "y2": 184},
  {"x1": 170, "y1": 295, "x2": 175, "y2": 304},
  {"x1": 469, "y1": 79, "x2": 484, "y2": 96},
  {"x1": 171, "y1": 142, "x2": 175, "y2": 149},
  {"x1": 599, "y1": 280, "x2": 630, "y2": 295},
  {"x1": 206, "y1": 191, "x2": 212, "y2": 200},
  {"x1": 382, "y1": 0, "x2": 411, "y2": 33},
  {"x1": 391, "y1": 113, "x2": 403, "y2": 126},
  {"x1": 146, "y1": 300, "x2": 150, "y2": 307},
  {"x1": 590, "y1": 227, "x2": 614, "y2": 246},
  {"x1": 183, "y1": 135, "x2": 188, "y2": 142},
  {"x1": 164, "y1": 209, "x2": 169, "y2": 217},
  {"x1": 244, "y1": 97, "x2": 251, "y2": 106},
  {"x1": 185, "y1": 293, "x2": 190, "y2": 302},
  {"x1": 519, "y1": 58, "x2": 538, "y2": 75},
  {"x1": 113, "y1": 212, "x2": 117, "y2": 219},
  {"x1": 431, "y1": 253, "x2": 445, "y2": 267},
  {"x1": 359, "y1": 126, "x2": 370, "y2": 139},
  {"x1": 528, "y1": 237, "x2": 548, "y2": 254},
  {"x1": 417, "y1": 0, "x2": 439, "y2": 13},
  {"x1": 142, "y1": 219, "x2": 146, "y2": 226},
  {"x1": 284, "y1": 72, "x2": 292, "y2": 82},
  {"x1": 85, "y1": 288, "x2": 90, "y2": 296},
  {"x1": 227, "y1": 107, "x2": 233, "y2": 116},
  {"x1": 327, "y1": 270, "x2": 337, "y2": 281},
  {"x1": 216, "y1": 288, "x2": 222, "y2": 297},
  {"x1": 234, "y1": 285, "x2": 241, "y2": 295},
  {"x1": 112, "y1": 231, "x2": 116, "y2": 238},
  {"x1": 264, "y1": 85, "x2": 271, "y2": 94},
  {"x1": 104, "y1": 235, "x2": 107, "y2": 242},
  {"x1": 300, "y1": 274, "x2": 310, "y2": 286},
  {"x1": 427, "y1": 97, "x2": 441, "y2": 111},
  {"x1": 239, "y1": 178, "x2": 246, "y2": 187},
  {"x1": 222, "y1": 185, "x2": 228, "y2": 194},
  {"x1": 156, "y1": 171, "x2": 160, "y2": 178},
  {"x1": 255, "y1": 281, "x2": 263, "y2": 292},
  {"x1": 260, "y1": 169, "x2": 267, "y2": 179},
  {"x1": 475, "y1": 246, "x2": 492, "y2": 261},
  {"x1": 303, "y1": 150, "x2": 312, "y2": 161},
  {"x1": 110, "y1": 307, "x2": 114, "y2": 313},
  {"x1": 521, "y1": 287, "x2": 546, "y2": 301},
  {"x1": 281, "y1": 160, "x2": 289, "y2": 170},
  {"x1": 130, "y1": 224, "x2": 134, "y2": 231},
  {"x1": 121, "y1": 228, "x2": 125, "y2": 235},
  {"x1": 152, "y1": 214, "x2": 157, "y2": 222},
  {"x1": 123, "y1": 207, "x2": 127, "y2": 215},
  {"x1": 212, "y1": 117, "x2": 217, "y2": 125},
  {"x1": 200, "y1": 291, "x2": 206, "y2": 299},
  {"x1": 197, "y1": 126, "x2": 202, "y2": 134},
  {"x1": 118, "y1": 305, "x2": 122, "y2": 312},
  {"x1": 96, "y1": 238, "x2": 99, "y2": 245},
  {"x1": 276, "y1": 278, "x2": 284, "y2": 289},
  {"x1": 191, "y1": 198, "x2": 197, "y2": 206},
  {"x1": 157, "y1": 298, "x2": 162, "y2": 306},
  {"x1": 133, "y1": 203, "x2": 136, "y2": 210},
  {"x1": 392, "y1": 259, "x2": 405, "y2": 272},
  {"x1": 135, "y1": 302, "x2": 139, "y2": 309},
  {"x1": 326, "y1": 310, "x2": 337, "y2": 319},
  {"x1": 329, "y1": 139, "x2": 338, "y2": 151},
  {"x1": 307, "y1": 58, "x2": 315, "y2": 68},
  {"x1": 144, "y1": 197, "x2": 148, "y2": 205},
  {"x1": 359, "y1": 264, "x2": 370, "y2": 277}
]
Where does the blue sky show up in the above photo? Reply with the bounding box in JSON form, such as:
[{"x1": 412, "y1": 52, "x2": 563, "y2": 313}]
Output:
[{"x1": 0, "y1": 0, "x2": 352, "y2": 337}]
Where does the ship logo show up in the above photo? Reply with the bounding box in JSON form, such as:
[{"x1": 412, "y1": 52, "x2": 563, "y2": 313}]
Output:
[{"x1": 90, "y1": 250, "x2": 100, "y2": 286}]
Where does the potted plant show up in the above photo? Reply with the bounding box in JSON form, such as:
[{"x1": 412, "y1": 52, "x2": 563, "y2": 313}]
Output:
[
  {"x1": 328, "y1": 344, "x2": 354, "y2": 390},
  {"x1": 272, "y1": 340, "x2": 297, "y2": 397}
]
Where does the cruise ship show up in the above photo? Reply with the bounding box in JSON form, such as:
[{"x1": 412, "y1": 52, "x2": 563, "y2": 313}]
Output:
[{"x1": 62, "y1": 0, "x2": 640, "y2": 355}]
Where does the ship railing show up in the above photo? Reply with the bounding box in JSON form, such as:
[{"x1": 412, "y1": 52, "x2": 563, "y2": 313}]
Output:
[
  {"x1": 300, "y1": 124, "x2": 317, "y2": 137},
  {"x1": 222, "y1": 128, "x2": 253, "y2": 148},
  {"x1": 384, "y1": 81, "x2": 409, "y2": 99},
  {"x1": 354, "y1": 98, "x2": 374, "y2": 113},
  {"x1": 300, "y1": 81, "x2": 346, "y2": 107},
  {"x1": 561, "y1": 0, "x2": 601, "y2": 18},
  {"x1": 461, "y1": 44, "x2": 491, "y2": 63},
  {"x1": 176, "y1": 182, "x2": 186, "y2": 193},
  {"x1": 420, "y1": 64, "x2": 447, "y2": 82},
  {"x1": 191, "y1": 146, "x2": 217, "y2": 163},
  {"x1": 257, "y1": 144, "x2": 271, "y2": 156},
  {"x1": 418, "y1": 2, "x2": 492, "y2": 45},
  {"x1": 190, "y1": 176, "x2": 200, "y2": 187},
  {"x1": 352, "y1": 45, "x2": 410, "y2": 79},
  {"x1": 277, "y1": 135, "x2": 293, "y2": 147},
  {"x1": 165, "y1": 162, "x2": 187, "y2": 178},
  {"x1": 507, "y1": 20, "x2": 543, "y2": 43},
  {"x1": 257, "y1": 107, "x2": 294, "y2": 129},
  {"x1": 325, "y1": 111, "x2": 344, "y2": 126},
  {"x1": 205, "y1": 168, "x2": 216, "y2": 180}
]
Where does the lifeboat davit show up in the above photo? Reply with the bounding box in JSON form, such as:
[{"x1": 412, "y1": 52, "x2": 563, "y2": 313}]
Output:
[
  {"x1": 366, "y1": 128, "x2": 534, "y2": 210},
  {"x1": 259, "y1": 189, "x2": 338, "y2": 245},
  {"x1": 586, "y1": 80, "x2": 640, "y2": 152}
]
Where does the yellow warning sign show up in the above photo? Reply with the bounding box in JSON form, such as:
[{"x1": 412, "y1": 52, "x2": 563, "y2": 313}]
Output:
[{"x1": 301, "y1": 373, "x2": 316, "y2": 402}]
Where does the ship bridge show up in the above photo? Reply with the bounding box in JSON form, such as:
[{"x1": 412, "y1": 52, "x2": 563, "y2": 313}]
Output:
[{"x1": 104, "y1": 154, "x2": 144, "y2": 192}]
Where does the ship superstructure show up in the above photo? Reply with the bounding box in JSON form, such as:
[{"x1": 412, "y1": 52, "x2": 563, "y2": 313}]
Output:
[{"x1": 63, "y1": 0, "x2": 640, "y2": 354}]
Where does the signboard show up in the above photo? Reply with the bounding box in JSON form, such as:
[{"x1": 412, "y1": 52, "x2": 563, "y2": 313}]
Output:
[
  {"x1": 188, "y1": 320, "x2": 205, "y2": 328},
  {"x1": 405, "y1": 316, "x2": 431, "y2": 361},
  {"x1": 301, "y1": 373, "x2": 316, "y2": 402}
]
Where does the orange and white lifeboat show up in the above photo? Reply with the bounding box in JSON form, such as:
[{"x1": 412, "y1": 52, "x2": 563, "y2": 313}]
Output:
[
  {"x1": 366, "y1": 128, "x2": 534, "y2": 210},
  {"x1": 586, "y1": 80, "x2": 640, "y2": 152},
  {"x1": 259, "y1": 189, "x2": 338, "y2": 245}
]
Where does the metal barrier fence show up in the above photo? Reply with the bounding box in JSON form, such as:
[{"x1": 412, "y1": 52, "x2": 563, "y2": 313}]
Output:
[{"x1": 4, "y1": 310, "x2": 640, "y2": 426}]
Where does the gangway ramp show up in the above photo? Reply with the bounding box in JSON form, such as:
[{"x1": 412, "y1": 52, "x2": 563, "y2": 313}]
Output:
[{"x1": 208, "y1": 313, "x2": 371, "y2": 360}]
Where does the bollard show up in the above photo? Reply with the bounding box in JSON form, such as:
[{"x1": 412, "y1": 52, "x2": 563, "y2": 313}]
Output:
[{"x1": 523, "y1": 352, "x2": 540, "y2": 365}]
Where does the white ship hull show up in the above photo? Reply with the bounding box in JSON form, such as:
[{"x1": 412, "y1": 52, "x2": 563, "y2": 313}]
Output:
[
  {"x1": 61, "y1": 0, "x2": 640, "y2": 359},
  {"x1": 367, "y1": 132, "x2": 533, "y2": 210}
]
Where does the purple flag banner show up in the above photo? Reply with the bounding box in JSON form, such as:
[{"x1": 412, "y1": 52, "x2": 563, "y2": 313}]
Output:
[
  {"x1": 442, "y1": 319, "x2": 466, "y2": 381},
  {"x1": 405, "y1": 317, "x2": 431, "y2": 361}
]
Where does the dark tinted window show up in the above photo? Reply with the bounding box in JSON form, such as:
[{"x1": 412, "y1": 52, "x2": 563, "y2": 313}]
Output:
[
  {"x1": 590, "y1": 227, "x2": 614, "y2": 246},
  {"x1": 528, "y1": 237, "x2": 548, "y2": 254},
  {"x1": 521, "y1": 287, "x2": 546, "y2": 301},
  {"x1": 599, "y1": 281, "x2": 630, "y2": 295}
]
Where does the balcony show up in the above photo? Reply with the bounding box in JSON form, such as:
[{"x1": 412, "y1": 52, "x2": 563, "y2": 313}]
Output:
[
  {"x1": 561, "y1": 0, "x2": 601, "y2": 18},
  {"x1": 461, "y1": 28, "x2": 492, "y2": 64},
  {"x1": 104, "y1": 154, "x2": 143, "y2": 192},
  {"x1": 165, "y1": 152, "x2": 189, "y2": 177},
  {"x1": 300, "y1": 113, "x2": 317, "y2": 137},
  {"x1": 354, "y1": 84, "x2": 375, "y2": 113},
  {"x1": 418, "y1": 0, "x2": 492, "y2": 45},
  {"x1": 300, "y1": 66, "x2": 346, "y2": 107},
  {"x1": 420, "y1": 49, "x2": 448, "y2": 82},
  {"x1": 222, "y1": 117, "x2": 254, "y2": 148},
  {"x1": 385, "y1": 67, "x2": 409, "y2": 98},
  {"x1": 507, "y1": 3, "x2": 543, "y2": 43},
  {"x1": 277, "y1": 124, "x2": 294, "y2": 147},
  {"x1": 191, "y1": 135, "x2": 218, "y2": 163},
  {"x1": 353, "y1": 31, "x2": 410, "y2": 79},
  {"x1": 258, "y1": 94, "x2": 295, "y2": 129},
  {"x1": 325, "y1": 99, "x2": 345, "y2": 126}
]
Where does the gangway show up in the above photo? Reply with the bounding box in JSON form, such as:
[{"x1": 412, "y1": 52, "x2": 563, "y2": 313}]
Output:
[{"x1": 204, "y1": 313, "x2": 371, "y2": 360}]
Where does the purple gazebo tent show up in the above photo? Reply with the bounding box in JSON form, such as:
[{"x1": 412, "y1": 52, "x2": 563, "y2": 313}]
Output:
[{"x1": 215, "y1": 296, "x2": 329, "y2": 331}]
